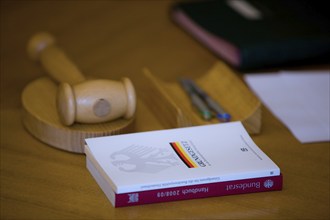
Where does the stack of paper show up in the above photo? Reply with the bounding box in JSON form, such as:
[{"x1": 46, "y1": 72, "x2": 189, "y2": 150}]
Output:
[{"x1": 244, "y1": 71, "x2": 330, "y2": 143}]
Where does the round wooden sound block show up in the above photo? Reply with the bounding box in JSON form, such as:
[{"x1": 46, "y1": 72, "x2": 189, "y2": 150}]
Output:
[{"x1": 21, "y1": 77, "x2": 135, "y2": 153}]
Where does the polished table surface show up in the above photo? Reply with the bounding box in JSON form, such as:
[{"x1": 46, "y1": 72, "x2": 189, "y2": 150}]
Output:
[{"x1": 1, "y1": 1, "x2": 329, "y2": 219}]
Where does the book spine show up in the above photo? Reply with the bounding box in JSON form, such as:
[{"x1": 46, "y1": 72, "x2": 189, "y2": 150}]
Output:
[{"x1": 115, "y1": 174, "x2": 282, "y2": 207}]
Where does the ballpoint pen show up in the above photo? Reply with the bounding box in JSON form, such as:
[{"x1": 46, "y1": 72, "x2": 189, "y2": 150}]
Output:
[
  {"x1": 179, "y1": 79, "x2": 212, "y2": 121},
  {"x1": 185, "y1": 79, "x2": 231, "y2": 122}
]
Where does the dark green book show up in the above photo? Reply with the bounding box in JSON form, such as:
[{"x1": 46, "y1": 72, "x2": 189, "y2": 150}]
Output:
[{"x1": 171, "y1": 0, "x2": 330, "y2": 70}]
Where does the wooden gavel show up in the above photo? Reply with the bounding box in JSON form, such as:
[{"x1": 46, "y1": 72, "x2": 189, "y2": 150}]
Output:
[{"x1": 27, "y1": 32, "x2": 136, "y2": 126}]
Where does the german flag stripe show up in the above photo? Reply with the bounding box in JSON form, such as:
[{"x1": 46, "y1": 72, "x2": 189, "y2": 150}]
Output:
[{"x1": 170, "y1": 142, "x2": 198, "y2": 168}]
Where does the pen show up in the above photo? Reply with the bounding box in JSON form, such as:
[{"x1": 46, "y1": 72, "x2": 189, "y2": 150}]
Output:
[
  {"x1": 185, "y1": 79, "x2": 231, "y2": 122},
  {"x1": 179, "y1": 79, "x2": 212, "y2": 120}
]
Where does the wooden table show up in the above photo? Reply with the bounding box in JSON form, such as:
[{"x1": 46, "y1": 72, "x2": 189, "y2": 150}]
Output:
[{"x1": 1, "y1": 1, "x2": 329, "y2": 219}]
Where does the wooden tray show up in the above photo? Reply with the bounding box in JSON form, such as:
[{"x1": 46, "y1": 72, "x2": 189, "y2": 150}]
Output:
[{"x1": 140, "y1": 61, "x2": 261, "y2": 134}]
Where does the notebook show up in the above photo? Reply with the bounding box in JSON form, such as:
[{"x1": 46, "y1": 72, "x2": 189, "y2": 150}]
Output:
[{"x1": 172, "y1": 0, "x2": 330, "y2": 70}]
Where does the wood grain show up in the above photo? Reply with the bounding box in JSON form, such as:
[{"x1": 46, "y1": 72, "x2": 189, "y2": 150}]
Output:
[{"x1": 1, "y1": 1, "x2": 329, "y2": 219}]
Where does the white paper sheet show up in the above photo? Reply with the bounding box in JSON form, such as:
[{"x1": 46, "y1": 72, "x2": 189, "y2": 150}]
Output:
[{"x1": 244, "y1": 71, "x2": 330, "y2": 143}]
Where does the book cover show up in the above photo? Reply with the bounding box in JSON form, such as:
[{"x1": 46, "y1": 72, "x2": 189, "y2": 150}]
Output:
[
  {"x1": 87, "y1": 157, "x2": 282, "y2": 207},
  {"x1": 85, "y1": 122, "x2": 280, "y2": 196},
  {"x1": 171, "y1": 0, "x2": 330, "y2": 70}
]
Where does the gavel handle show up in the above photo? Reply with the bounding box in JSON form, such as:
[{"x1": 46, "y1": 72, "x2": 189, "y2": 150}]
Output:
[{"x1": 27, "y1": 32, "x2": 86, "y2": 85}]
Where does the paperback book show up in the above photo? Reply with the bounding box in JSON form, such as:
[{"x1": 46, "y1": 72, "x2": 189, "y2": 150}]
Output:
[{"x1": 85, "y1": 122, "x2": 282, "y2": 207}]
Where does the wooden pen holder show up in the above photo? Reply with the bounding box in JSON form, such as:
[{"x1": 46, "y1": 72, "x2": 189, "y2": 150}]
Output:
[{"x1": 140, "y1": 61, "x2": 261, "y2": 134}]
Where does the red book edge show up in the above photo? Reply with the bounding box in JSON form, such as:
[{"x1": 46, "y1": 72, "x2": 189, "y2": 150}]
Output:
[
  {"x1": 87, "y1": 158, "x2": 282, "y2": 208},
  {"x1": 115, "y1": 174, "x2": 282, "y2": 207}
]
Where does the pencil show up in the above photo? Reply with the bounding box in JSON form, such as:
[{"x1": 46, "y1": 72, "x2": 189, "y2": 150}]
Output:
[
  {"x1": 179, "y1": 79, "x2": 212, "y2": 120},
  {"x1": 185, "y1": 79, "x2": 231, "y2": 122}
]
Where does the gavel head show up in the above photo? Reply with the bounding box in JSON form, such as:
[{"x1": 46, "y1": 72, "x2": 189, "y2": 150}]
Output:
[{"x1": 57, "y1": 78, "x2": 136, "y2": 126}]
